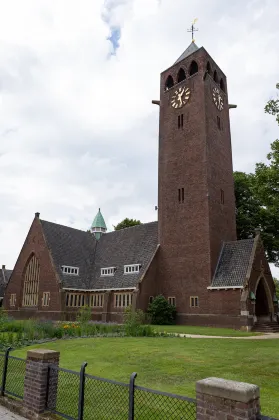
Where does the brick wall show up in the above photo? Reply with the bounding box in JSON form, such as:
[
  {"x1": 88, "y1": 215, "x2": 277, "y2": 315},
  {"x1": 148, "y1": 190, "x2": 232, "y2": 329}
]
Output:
[{"x1": 4, "y1": 214, "x2": 62, "y2": 316}]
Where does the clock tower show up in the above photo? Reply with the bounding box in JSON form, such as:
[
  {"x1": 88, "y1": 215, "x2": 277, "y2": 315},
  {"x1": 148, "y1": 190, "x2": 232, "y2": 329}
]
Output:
[{"x1": 157, "y1": 42, "x2": 237, "y2": 320}]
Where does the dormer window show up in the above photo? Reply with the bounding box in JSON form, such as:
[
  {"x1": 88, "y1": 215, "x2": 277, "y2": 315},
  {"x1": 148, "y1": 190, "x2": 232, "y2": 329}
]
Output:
[
  {"x1": 101, "y1": 267, "x2": 116, "y2": 276},
  {"x1": 61, "y1": 266, "x2": 79, "y2": 276},
  {"x1": 124, "y1": 264, "x2": 141, "y2": 274}
]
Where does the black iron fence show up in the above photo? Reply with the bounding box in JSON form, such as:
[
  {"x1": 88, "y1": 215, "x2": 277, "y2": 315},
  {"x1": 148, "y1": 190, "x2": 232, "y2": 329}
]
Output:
[
  {"x1": 0, "y1": 348, "x2": 25, "y2": 400},
  {"x1": 46, "y1": 363, "x2": 196, "y2": 420},
  {"x1": 0, "y1": 348, "x2": 276, "y2": 420}
]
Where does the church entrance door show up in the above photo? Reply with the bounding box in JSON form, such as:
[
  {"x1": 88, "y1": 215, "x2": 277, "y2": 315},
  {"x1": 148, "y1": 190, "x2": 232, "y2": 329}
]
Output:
[{"x1": 255, "y1": 278, "x2": 272, "y2": 321}]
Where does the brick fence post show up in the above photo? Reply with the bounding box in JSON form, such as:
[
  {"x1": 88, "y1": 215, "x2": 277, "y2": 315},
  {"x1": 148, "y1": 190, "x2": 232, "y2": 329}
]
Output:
[
  {"x1": 23, "y1": 349, "x2": 60, "y2": 414},
  {"x1": 196, "y1": 377, "x2": 260, "y2": 420}
]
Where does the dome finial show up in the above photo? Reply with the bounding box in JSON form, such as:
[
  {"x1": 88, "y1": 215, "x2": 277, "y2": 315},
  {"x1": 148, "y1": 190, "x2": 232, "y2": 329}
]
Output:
[{"x1": 90, "y1": 208, "x2": 107, "y2": 240}]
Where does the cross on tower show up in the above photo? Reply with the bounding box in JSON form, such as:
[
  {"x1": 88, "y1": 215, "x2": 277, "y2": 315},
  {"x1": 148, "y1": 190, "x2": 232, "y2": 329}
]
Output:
[{"x1": 187, "y1": 18, "x2": 198, "y2": 42}]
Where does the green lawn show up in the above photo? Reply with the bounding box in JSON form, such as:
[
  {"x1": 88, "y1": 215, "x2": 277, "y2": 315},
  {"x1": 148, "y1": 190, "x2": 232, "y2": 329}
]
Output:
[
  {"x1": 153, "y1": 325, "x2": 260, "y2": 337},
  {"x1": 13, "y1": 336, "x2": 279, "y2": 418}
]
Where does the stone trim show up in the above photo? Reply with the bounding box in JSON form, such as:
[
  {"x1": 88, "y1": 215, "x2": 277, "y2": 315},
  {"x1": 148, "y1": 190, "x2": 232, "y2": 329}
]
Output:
[{"x1": 196, "y1": 377, "x2": 259, "y2": 403}]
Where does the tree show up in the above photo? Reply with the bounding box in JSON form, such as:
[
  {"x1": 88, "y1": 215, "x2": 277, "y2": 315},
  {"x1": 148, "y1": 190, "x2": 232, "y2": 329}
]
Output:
[
  {"x1": 274, "y1": 278, "x2": 279, "y2": 299},
  {"x1": 233, "y1": 84, "x2": 279, "y2": 266},
  {"x1": 114, "y1": 218, "x2": 141, "y2": 231},
  {"x1": 234, "y1": 171, "x2": 261, "y2": 240}
]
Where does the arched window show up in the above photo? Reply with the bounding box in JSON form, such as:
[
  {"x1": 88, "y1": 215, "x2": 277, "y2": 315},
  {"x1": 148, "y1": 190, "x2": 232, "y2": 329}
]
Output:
[
  {"x1": 165, "y1": 75, "x2": 174, "y2": 90},
  {"x1": 189, "y1": 61, "x2": 198, "y2": 76},
  {"x1": 177, "y1": 68, "x2": 186, "y2": 83},
  {"x1": 22, "y1": 254, "x2": 40, "y2": 307},
  {"x1": 213, "y1": 70, "x2": 219, "y2": 83},
  {"x1": 206, "y1": 62, "x2": 212, "y2": 76},
  {"x1": 220, "y1": 78, "x2": 226, "y2": 92}
]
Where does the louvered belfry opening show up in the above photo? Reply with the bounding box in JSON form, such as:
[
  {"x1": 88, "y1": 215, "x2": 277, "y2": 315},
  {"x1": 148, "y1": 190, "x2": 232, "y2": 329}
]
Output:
[{"x1": 22, "y1": 255, "x2": 40, "y2": 307}]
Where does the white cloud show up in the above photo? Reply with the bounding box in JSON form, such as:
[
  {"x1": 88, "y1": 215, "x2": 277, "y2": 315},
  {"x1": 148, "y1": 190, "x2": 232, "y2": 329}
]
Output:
[{"x1": 0, "y1": 0, "x2": 278, "y2": 278}]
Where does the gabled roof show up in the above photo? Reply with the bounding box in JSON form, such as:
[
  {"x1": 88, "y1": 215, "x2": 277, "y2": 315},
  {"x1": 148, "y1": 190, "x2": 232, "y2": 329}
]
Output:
[
  {"x1": 91, "y1": 208, "x2": 106, "y2": 230},
  {"x1": 92, "y1": 222, "x2": 158, "y2": 290},
  {"x1": 40, "y1": 219, "x2": 158, "y2": 291},
  {"x1": 211, "y1": 238, "x2": 255, "y2": 288},
  {"x1": 0, "y1": 267, "x2": 12, "y2": 297},
  {"x1": 41, "y1": 220, "x2": 97, "y2": 289},
  {"x1": 174, "y1": 42, "x2": 200, "y2": 64}
]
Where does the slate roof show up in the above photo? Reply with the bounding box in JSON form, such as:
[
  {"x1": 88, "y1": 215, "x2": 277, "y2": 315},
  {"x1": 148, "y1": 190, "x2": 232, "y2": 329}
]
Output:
[
  {"x1": 41, "y1": 220, "x2": 97, "y2": 290},
  {"x1": 174, "y1": 42, "x2": 200, "y2": 64},
  {"x1": 211, "y1": 238, "x2": 255, "y2": 288},
  {"x1": 40, "y1": 219, "x2": 158, "y2": 291},
  {"x1": 0, "y1": 267, "x2": 12, "y2": 297}
]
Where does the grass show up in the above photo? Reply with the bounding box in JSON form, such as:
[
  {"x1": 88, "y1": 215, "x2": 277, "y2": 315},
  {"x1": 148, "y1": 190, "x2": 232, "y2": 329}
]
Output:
[
  {"x1": 13, "y1": 336, "x2": 279, "y2": 418},
  {"x1": 153, "y1": 325, "x2": 261, "y2": 337}
]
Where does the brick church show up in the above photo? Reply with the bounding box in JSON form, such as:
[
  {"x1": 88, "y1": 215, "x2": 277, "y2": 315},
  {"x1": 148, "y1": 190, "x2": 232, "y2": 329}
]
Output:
[{"x1": 2, "y1": 41, "x2": 278, "y2": 330}]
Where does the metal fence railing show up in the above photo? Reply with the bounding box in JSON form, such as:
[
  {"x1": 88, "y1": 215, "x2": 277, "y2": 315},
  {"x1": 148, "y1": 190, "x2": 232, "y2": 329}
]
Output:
[
  {"x1": 0, "y1": 348, "x2": 25, "y2": 400},
  {"x1": 46, "y1": 365, "x2": 196, "y2": 420}
]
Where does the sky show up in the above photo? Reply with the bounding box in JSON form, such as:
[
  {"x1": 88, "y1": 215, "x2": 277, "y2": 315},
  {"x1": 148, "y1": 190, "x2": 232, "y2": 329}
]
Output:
[{"x1": 0, "y1": 0, "x2": 278, "y2": 276}]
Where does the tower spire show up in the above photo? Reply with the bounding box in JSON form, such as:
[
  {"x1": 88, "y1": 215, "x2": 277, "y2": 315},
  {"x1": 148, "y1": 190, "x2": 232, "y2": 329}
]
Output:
[
  {"x1": 90, "y1": 208, "x2": 107, "y2": 240},
  {"x1": 187, "y1": 18, "x2": 198, "y2": 43}
]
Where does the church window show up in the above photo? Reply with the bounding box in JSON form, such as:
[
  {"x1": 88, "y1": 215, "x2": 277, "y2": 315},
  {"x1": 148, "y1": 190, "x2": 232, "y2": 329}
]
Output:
[
  {"x1": 61, "y1": 266, "x2": 79, "y2": 275},
  {"x1": 221, "y1": 189, "x2": 225, "y2": 205},
  {"x1": 178, "y1": 188, "x2": 181, "y2": 203},
  {"x1": 213, "y1": 70, "x2": 219, "y2": 83},
  {"x1": 189, "y1": 60, "x2": 198, "y2": 76},
  {"x1": 220, "y1": 78, "x2": 226, "y2": 93},
  {"x1": 177, "y1": 68, "x2": 186, "y2": 83},
  {"x1": 42, "y1": 292, "x2": 50, "y2": 307},
  {"x1": 165, "y1": 75, "x2": 174, "y2": 91},
  {"x1": 22, "y1": 254, "x2": 40, "y2": 307},
  {"x1": 217, "y1": 116, "x2": 221, "y2": 130},
  {"x1": 124, "y1": 264, "x2": 141, "y2": 274},
  {"x1": 149, "y1": 296, "x2": 154, "y2": 304},
  {"x1": 190, "y1": 296, "x2": 199, "y2": 307},
  {"x1": 114, "y1": 293, "x2": 133, "y2": 308},
  {"x1": 168, "y1": 297, "x2": 176, "y2": 306},
  {"x1": 10, "y1": 294, "x2": 16, "y2": 307},
  {"x1": 90, "y1": 293, "x2": 104, "y2": 307},
  {"x1": 206, "y1": 61, "x2": 212, "y2": 76}
]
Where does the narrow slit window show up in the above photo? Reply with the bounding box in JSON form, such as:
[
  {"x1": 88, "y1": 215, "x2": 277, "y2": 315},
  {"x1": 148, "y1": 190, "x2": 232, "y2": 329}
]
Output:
[
  {"x1": 221, "y1": 189, "x2": 225, "y2": 205},
  {"x1": 178, "y1": 188, "x2": 181, "y2": 203},
  {"x1": 217, "y1": 116, "x2": 221, "y2": 130}
]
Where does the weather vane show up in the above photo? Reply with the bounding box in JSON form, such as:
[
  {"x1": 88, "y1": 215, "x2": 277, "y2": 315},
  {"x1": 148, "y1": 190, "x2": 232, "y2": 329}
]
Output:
[{"x1": 187, "y1": 18, "x2": 198, "y2": 43}]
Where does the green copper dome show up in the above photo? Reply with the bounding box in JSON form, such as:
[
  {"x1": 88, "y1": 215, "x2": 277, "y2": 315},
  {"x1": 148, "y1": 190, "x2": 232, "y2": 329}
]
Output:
[
  {"x1": 92, "y1": 208, "x2": 107, "y2": 230},
  {"x1": 91, "y1": 208, "x2": 107, "y2": 240}
]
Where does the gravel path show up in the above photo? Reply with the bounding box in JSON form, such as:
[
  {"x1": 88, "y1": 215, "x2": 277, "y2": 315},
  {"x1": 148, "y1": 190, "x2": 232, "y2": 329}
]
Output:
[
  {"x1": 176, "y1": 333, "x2": 279, "y2": 339},
  {"x1": 0, "y1": 406, "x2": 26, "y2": 420}
]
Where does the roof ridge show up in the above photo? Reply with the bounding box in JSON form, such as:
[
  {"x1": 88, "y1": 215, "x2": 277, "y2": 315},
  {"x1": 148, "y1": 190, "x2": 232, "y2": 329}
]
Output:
[
  {"x1": 224, "y1": 238, "x2": 255, "y2": 245},
  {"x1": 40, "y1": 219, "x2": 90, "y2": 235},
  {"x1": 106, "y1": 221, "x2": 158, "y2": 236}
]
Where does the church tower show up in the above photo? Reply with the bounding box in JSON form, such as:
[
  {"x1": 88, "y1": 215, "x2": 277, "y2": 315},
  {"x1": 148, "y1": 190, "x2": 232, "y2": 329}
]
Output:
[{"x1": 157, "y1": 41, "x2": 237, "y2": 318}]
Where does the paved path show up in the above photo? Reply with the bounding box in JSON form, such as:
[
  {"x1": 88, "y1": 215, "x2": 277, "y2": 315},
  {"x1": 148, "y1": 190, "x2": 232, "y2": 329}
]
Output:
[
  {"x1": 175, "y1": 333, "x2": 279, "y2": 339},
  {"x1": 0, "y1": 406, "x2": 26, "y2": 420}
]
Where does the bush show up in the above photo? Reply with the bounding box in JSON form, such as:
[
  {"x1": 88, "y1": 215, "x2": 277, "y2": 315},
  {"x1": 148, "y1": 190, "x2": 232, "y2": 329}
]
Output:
[
  {"x1": 147, "y1": 295, "x2": 176, "y2": 325},
  {"x1": 124, "y1": 307, "x2": 154, "y2": 336},
  {"x1": 77, "y1": 306, "x2": 91, "y2": 324}
]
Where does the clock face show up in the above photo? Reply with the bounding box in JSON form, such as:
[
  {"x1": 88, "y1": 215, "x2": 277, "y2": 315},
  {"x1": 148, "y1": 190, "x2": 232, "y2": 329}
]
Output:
[
  {"x1": 213, "y1": 87, "x2": 224, "y2": 111},
  {"x1": 171, "y1": 86, "x2": 190, "y2": 109}
]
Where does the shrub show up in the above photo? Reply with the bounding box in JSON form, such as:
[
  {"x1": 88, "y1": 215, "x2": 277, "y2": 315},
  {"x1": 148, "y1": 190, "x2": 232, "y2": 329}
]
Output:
[
  {"x1": 147, "y1": 295, "x2": 176, "y2": 325},
  {"x1": 124, "y1": 307, "x2": 154, "y2": 336},
  {"x1": 77, "y1": 306, "x2": 91, "y2": 324}
]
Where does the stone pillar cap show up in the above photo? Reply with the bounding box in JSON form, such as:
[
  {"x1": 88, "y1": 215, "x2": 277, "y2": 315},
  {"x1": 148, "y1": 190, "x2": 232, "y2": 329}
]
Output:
[
  {"x1": 196, "y1": 377, "x2": 259, "y2": 403},
  {"x1": 27, "y1": 349, "x2": 60, "y2": 360}
]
